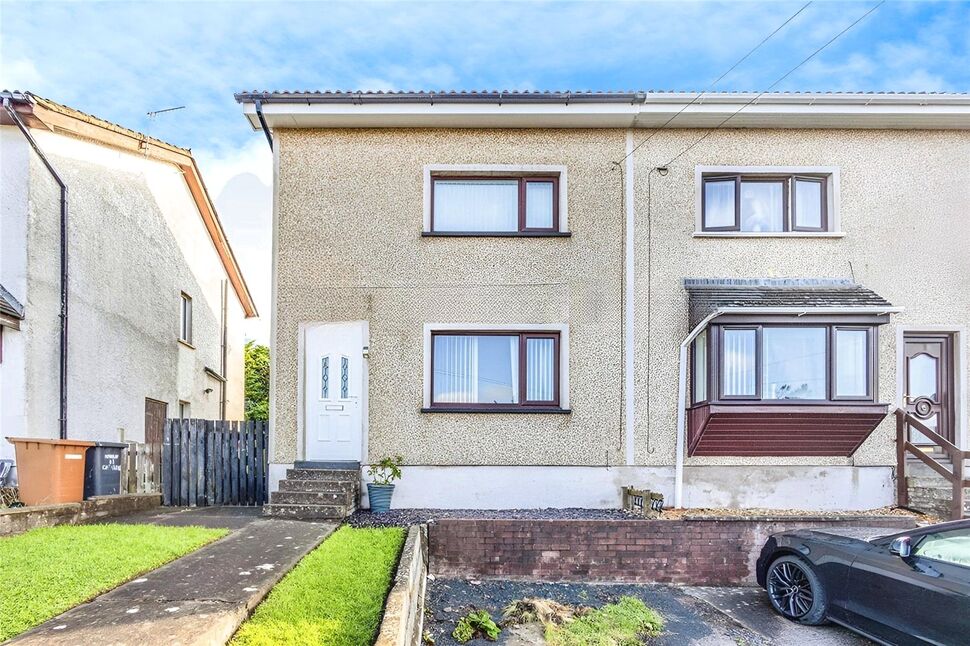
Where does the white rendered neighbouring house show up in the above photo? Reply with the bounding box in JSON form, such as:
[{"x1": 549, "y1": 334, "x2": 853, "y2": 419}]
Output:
[
  {"x1": 0, "y1": 92, "x2": 258, "y2": 483},
  {"x1": 235, "y1": 89, "x2": 969, "y2": 513}
]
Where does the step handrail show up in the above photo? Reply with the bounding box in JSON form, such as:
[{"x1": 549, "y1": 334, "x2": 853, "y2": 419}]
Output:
[{"x1": 896, "y1": 408, "x2": 969, "y2": 520}]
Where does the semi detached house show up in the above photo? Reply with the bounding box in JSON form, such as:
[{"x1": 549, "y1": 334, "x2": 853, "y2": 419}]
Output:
[{"x1": 235, "y1": 90, "x2": 969, "y2": 512}]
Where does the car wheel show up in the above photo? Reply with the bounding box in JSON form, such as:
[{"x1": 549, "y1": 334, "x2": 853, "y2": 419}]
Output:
[{"x1": 766, "y1": 555, "x2": 828, "y2": 625}]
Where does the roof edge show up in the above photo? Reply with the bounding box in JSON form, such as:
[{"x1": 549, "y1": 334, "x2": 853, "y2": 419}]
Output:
[{"x1": 2, "y1": 92, "x2": 258, "y2": 318}]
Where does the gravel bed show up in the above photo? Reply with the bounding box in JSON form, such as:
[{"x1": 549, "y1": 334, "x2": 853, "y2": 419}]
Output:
[
  {"x1": 425, "y1": 577, "x2": 764, "y2": 645},
  {"x1": 346, "y1": 505, "x2": 925, "y2": 528}
]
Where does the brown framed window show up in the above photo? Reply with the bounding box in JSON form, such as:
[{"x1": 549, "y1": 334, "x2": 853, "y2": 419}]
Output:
[
  {"x1": 701, "y1": 323, "x2": 876, "y2": 404},
  {"x1": 701, "y1": 173, "x2": 828, "y2": 232},
  {"x1": 430, "y1": 176, "x2": 559, "y2": 233},
  {"x1": 430, "y1": 330, "x2": 560, "y2": 409}
]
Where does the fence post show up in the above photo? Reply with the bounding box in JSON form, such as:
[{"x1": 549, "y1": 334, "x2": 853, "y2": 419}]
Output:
[
  {"x1": 162, "y1": 421, "x2": 173, "y2": 506},
  {"x1": 952, "y1": 456, "x2": 964, "y2": 521},
  {"x1": 896, "y1": 409, "x2": 908, "y2": 508}
]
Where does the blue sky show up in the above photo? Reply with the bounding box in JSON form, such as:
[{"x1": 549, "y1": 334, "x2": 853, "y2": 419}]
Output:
[{"x1": 2, "y1": 0, "x2": 968, "y2": 340}]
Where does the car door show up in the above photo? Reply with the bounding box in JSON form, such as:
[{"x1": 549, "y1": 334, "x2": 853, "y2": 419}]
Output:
[
  {"x1": 845, "y1": 527, "x2": 970, "y2": 645},
  {"x1": 907, "y1": 528, "x2": 970, "y2": 644}
]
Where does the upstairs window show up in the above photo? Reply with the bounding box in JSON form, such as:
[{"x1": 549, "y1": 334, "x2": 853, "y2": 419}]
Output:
[
  {"x1": 431, "y1": 176, "x2": 558, "y2": 233},
  {"x1": 701, "y1": 172, "x2": 832, "y2": 233},
  {"x1": 179, "y1": 292, "x2": 193, "y2": 344}
]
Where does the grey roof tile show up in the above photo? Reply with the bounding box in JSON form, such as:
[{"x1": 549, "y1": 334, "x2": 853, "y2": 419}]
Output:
[
  {"x1": 684, "y1": 278, "x2": 893, "y2": 328},
  {"x1": 0, "y1": 283, "x2": 24, "y2": 320}
]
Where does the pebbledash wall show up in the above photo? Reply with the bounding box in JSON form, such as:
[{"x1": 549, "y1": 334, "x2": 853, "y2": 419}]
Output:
[
  {"x1": 0, "y1": 126, "x2": 248, "y2": 473},
  {"x1": 268, "y1": 125, "x2": 970, "y2": 510}
]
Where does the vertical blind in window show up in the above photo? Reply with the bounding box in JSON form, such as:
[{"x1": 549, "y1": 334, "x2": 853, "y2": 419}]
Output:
[
  {"x1": 526, "y1": 337, "x2": 555, "y2": 401},
  {"x1": 835, "y1": 329, "x2": 868, "y2": 397},
  {"x1": 703, "y1": 179, "x2": 735, "y2": 228},
  {"x1": 722, "y1": 329, "x2": 756, "y2": 397},
  {"x1": 525, "y1": 182, "x2": 554, "y2": 229},
  {"x1": 433, "y1": 180, "x2": 520, "y2": 232},
  {"x1": 433, "y1": 335, "x2": 519, "y2": 404}
]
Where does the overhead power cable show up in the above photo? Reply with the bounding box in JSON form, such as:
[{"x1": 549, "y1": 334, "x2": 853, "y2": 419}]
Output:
[
  {"x1": 660, "y1": 0, "x2": 886, "y2": 169},
  {"x1": 616, "y1": 1, "x2": 813, "y2": 166}
]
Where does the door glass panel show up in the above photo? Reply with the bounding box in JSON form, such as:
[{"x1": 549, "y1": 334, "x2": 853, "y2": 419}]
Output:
[
  {"x1": 794, "y1": 179, "x2": 823, "y2": 229},
  {"x1": 704, "y1": 180, "x2": 735, "y2": 228},
  {"x1": 740, "y1": 181, "x2": 784, "y2": 232},
  {"x1": 722, "y1": 329, "x2": 756, "y2": 397},
  {"x1": 835, "y1": 329, "x2": 868, "y2": 397},
  {"x1": 910, "y1": 413, "x2": 938, "y2": 445},
  {"x1": 763, "y1": 327, "x2": 826, "y2": 399},
  {"x1": 525, "y1": 337, "x2": 555, "y2": 401},
  {"x1": 525, "y1": 182, "x2": 554, "y2": 229},
  {"x1": 433, "y1": 335, "x2": 520, "y2": 404},
  {"x1": 321, "y1": 356, "x2": 330, "y2": 399},
  {"x1": 340, "y1": 356, "x2": 349, "y2": 399},
  {"x1": 909, "y1": 353, "x2": 938, "y2": 399}
]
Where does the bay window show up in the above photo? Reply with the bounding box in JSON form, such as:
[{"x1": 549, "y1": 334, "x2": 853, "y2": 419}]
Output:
[
  {"x1": 693, "y1": 323, "x2": 876, "y2": 404},
  {"x1": 430, "y1": 330, "x2": 561, "y2": 409}
]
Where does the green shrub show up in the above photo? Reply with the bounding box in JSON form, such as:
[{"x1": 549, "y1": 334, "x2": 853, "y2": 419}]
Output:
[{"x1": 453, "y1": 610, "x2": 501, "y2": 643}]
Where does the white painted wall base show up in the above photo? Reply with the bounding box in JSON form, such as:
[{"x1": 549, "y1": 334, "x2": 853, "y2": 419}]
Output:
[
  {"x1": 268, "y1": 462, "x2": 894, "y2": 511},
  {"x1": 353, "y1": 465, "x2": 894, "y2": 511},
  {"x1": 268, "y1": 463, "x2": 294, "y2": 496}
]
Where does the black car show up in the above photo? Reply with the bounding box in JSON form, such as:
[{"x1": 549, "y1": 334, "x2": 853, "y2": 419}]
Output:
[{"x1": 756, "y1": 519, "x2": 970, "y2": 645}]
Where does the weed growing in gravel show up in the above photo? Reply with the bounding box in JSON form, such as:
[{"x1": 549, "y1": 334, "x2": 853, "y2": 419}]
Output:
[
  {"x1": 545, "y1": 596, "x2": 663, "y2": 646},
  {"x1": 453, "y1": 610, "x2": 501, "y2": 643}
]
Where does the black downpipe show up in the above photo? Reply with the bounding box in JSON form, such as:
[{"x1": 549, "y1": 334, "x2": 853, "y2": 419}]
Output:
[
  {"x1": 4, "y1": 98, "x2": 70, "y2": 439},
  {"x1": 254, "y1": 100, "x2": 273, "y2": 150}
]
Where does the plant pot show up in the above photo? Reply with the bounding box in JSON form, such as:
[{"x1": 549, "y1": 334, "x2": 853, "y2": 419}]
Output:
[{"x1": 367, "y1": 483, "x2": 395, "y2": 513}]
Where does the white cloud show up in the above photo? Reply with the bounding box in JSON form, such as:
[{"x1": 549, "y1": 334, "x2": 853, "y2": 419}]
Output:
[{"x1": 0, "y1": 55, "x2": 44, "y2": 89}]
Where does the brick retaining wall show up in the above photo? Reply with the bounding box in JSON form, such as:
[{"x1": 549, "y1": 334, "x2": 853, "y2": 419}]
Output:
[{"x1": 429, "y1": 516, "x2": 918, "y2": 585}]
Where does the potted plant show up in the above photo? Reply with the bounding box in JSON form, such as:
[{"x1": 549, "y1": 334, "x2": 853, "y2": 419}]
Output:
[{"x1": 366, "y1": 455, "x2": 403, "y2": 513}]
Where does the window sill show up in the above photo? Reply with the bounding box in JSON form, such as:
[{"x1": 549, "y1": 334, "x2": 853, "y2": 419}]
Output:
[
  {"x1": 177, "y1": 338, "x2": 195, "y2": 350},
  {"x1": 421, "y1": 406, "x2": 571, "y2": 414},
  {"x1": 422, "y1": 231, "x2": 572, "y2": 238},
  {"x1": 693, "y1": 231, "x2": 845, "y2": 238}
]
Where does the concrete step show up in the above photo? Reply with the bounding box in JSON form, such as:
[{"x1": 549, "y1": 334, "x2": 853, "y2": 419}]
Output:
[
  {"x1": 263, "y1": 502, "x2": 354, "y2": 520},
  {"x1": 271, "y1": 490, "x2": 355, "y2": 506},
  {"x1": 278, "y1": 478, "x2": 358, "y2": 494},
  {"x1": 285, "y1": 468, "x2": 359, "y2": 482}
]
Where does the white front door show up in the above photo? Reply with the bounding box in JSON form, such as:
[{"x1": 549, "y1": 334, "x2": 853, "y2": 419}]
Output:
[{"x1": 305, "y1": 322, "x2": 364, "y2": 462}]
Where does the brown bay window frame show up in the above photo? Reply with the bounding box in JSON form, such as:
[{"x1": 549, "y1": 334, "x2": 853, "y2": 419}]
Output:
[
  {"x1": 691, "y1": 322, "x2": 878, "y2": 406},
  {"x1": 701, "y1": 173, "x2": 829, "y2": 233},
  {"x1": 427, "y1": 175, "x2": 564, "y2": 236},
  {"x1": 426, "y1": 330, "x2": 563, "y2": 412}
]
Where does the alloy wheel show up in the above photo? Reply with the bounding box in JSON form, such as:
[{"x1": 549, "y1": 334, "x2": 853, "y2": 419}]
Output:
[{"x1": 767, "y1": 560, "x2": 815, "y2": 619}]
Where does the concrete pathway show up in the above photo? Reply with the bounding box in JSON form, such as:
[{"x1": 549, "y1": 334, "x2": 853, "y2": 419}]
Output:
[
  {"x1": 684, "y1": 587, "x2": 873, "y2": 645},
  {"x1": 11, "y1": 511, "x2": 335, "y2": 646}
]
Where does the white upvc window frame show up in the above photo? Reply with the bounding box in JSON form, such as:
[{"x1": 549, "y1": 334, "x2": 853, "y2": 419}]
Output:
[
  {"x1": 422, "y1": 323, "x2": 570, "y2": 409},
  {"x1": 694, "y1": 165, "x2": 842, "y2": 237},
  {"x1": 423, "y1": 164, "x2": 569, "y2": 233}
]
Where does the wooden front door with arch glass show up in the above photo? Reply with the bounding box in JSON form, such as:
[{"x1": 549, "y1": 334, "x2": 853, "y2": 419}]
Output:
[
  {"x1": 304, "y1": 322, "x2": 364, "y2": 462},
  {"x1": 903, "y1": 333, "x2": 955, "y2": 446}
]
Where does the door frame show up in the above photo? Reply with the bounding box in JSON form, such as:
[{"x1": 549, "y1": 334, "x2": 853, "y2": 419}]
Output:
[
  {"x1": 297, "y1": 321, "x2": 369, "y2": 463},
  {"x1": 896, "y1": 325, "x2": 966, "y2": 450}
]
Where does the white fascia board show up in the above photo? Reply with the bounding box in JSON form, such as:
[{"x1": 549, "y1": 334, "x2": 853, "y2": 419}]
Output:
[{"x1": 241, "y1": 96, "x2": 970, "y2": 130}]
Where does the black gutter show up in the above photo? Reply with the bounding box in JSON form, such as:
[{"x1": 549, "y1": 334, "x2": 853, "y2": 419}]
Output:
[
  {"x1": 3, "y1": 97, "x2": 70, "y2": 439},
  {"x1": 253, "y1": 100, "x2": 273, "y2": 150}
]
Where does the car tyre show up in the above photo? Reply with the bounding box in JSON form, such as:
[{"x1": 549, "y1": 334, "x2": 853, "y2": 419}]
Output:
[{"x1": 766, "y1": 555, "x2": 828, "y2": 625}]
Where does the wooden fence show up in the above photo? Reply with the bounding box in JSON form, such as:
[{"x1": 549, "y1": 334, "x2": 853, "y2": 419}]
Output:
[
  {"x1": 162, "y1": 419, "x2": 268, "y2": 507},
  {"x1": 123, "y1": 442, "x2": 161, "y2": 494}
]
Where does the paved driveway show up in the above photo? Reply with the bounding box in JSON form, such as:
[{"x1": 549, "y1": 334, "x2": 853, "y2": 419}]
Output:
[{"x1": 684, "y1": 587, "x2": 873, "y2": 645}]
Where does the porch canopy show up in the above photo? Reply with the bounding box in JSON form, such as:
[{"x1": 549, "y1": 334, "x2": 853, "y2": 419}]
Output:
[
  {"x1": 682, "y1": 278, "x2": 898, "y2": 458},
  {"x1": 0, "y1": 283, "x2": 24, "y2": 330}
]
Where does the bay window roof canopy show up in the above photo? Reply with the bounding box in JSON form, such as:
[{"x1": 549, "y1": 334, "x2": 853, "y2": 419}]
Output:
[
  {"x1": 684, "y1": 278, "x2": 895, "y2": 329},
  {"x1": 682, "y1": 278, "x2": 899, "y2": 458}
]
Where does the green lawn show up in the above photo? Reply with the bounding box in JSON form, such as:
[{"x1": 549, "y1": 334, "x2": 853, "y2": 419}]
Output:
[
  {"x1": 231, "y1": 526, "x2": 406, "y2": 646},
  {"x1": 546, "y1": 597, "x2": 664, "y2": 646},
  {"x1": 0, "y1": 523, "x2": 227, "y2": 641}
]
